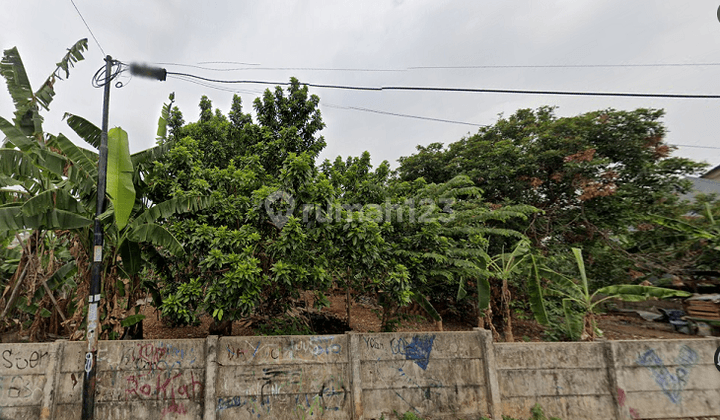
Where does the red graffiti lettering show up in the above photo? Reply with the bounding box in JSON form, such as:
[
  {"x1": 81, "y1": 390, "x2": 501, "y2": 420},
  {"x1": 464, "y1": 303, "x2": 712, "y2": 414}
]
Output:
[{"x1": 140, "y1": 384, "x2": 152, "y2": 396}]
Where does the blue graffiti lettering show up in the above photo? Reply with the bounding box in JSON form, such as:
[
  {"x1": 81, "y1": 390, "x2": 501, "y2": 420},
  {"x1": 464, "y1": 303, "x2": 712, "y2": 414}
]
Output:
[
  {"x1": 391, "y1": 334, "x2": 435, "y2": 370},
  {"x1": 636, "y1": 345, "x2": 698, "y2": 404}
]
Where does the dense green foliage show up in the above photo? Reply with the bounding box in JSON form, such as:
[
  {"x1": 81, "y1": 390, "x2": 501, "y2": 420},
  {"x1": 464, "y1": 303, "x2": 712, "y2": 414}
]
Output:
[
  {"x1": 398, "y1": 107, "x2": 708, "y2": 287},
  {"x1": 145, "y1": 79, "x2": 533, "y2": 333},
  {"x1": 2, "y1": 42, "x2": 715, "y2": 343}
]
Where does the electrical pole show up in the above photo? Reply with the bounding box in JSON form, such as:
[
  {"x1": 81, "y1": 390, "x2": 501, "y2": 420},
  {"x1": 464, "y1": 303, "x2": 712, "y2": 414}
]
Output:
[
  {"x1": 76, "y1": 58, "x2": 165, "y2": 419},
  {"x1": 81, "y1": 54, "x2": 112, "y2": 420}
]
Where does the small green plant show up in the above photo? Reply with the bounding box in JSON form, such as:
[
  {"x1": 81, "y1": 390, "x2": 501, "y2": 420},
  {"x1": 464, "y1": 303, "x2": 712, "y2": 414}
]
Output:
[
  {"x1": 394, "y1": 410, "x2": 424, "y2": 420},
  {"x1": 390, "y1": 403, "x2": 561, "y2": 420},
  {"x1": 528, "y1": 248, "x2": 691, "y2": 340},
  {"x1": 497, "y1": 403, "x2": 562, "y2": 420},
  {"x1": 159, "y1": 277, "x2": 203, "y2": 326},
  {"x1": 529, "y1": 403, "x2": 561, "y2": 420}
]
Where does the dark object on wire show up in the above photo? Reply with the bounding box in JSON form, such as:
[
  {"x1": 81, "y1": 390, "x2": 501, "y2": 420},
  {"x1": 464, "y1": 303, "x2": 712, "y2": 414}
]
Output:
[{"x1": 130, "y1": 63, "x2": 167, "y2": 81}]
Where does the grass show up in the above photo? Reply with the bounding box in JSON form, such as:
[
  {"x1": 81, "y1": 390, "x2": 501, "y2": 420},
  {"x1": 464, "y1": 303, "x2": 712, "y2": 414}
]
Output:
[{"x1": 385, "y1": 403, "x2": 562, "y2": 420}]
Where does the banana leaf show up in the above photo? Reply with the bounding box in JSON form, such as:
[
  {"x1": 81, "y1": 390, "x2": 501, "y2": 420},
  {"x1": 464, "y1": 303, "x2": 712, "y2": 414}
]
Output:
[
  {"x1": 127, "y1": 223, "x2": 184, "y2": 256},
  {"x1": 595, "y1": 285, "x2": 691, "y2": 301},
  {"x1": 526, "y1": 254, "x2": 549, "y2": 325},
  {"x1": 107, "y1": 128, "x2": 135, "y2": 230},
  {"x1": 411, "y1": 292, "x2": 441, "y2": 322}
]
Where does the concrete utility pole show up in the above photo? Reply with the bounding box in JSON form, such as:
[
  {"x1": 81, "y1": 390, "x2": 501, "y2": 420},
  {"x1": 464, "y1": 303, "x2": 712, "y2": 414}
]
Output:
[
  {"x1": 81, "y1": 54, "x2": 112, "y2": 420},
  {"x1": 79, "y1": 58, "x2": 166, "y2": 420}
]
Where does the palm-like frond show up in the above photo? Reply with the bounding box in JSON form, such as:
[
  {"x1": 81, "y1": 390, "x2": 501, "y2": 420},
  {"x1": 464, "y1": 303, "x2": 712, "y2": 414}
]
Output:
[
  {"x1": 34, "y1": 39, "x2": 88, "y2": 111},
  {"x1": 0, "y1": 47, "x2": 36, "y2": 135},
  {"x1": 20, "y1": 187, "x2": 85, "y2": 217},
  {"x1": 0, "y1": 204, "x2": 92, "y2": 231},
  {"x1": 127, "y1": 223, "x2": 184, "y2": 256},
  {"x1": 129, "y1": 196, "x2": 215, "y2": 229},
  {"x1": 47, "y1": 134, "x2": 98, "y2": 177},
  {"x1": 107, "y1": 128, "x2": 135, "y2": 230},
  {"x1": 64, "y1": 112, "x2": 101, "y2": 148},
  {"x1": 0, "y1": 116, "x2": 38, "y2": 152}
]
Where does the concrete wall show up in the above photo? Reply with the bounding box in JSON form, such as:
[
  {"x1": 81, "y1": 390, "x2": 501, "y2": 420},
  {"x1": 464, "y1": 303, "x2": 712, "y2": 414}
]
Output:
[
  {"x1": 355, "y1": 332, "x2": 490, "y2": 420},
  {"x1": 495, "y1": 342, "x2": 616, "y2": 420},
  {"x1": 1, "y1": 332, "x2": 718, "y2": 420},
  {"x1": 214, "y1": 335, "x2": 349, "y2": 420}
]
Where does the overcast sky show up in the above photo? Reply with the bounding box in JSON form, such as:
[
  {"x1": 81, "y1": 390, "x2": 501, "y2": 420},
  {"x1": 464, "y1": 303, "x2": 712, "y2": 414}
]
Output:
[{"x1": 2, "y1": 1, "x2": 720, "y2": 172}]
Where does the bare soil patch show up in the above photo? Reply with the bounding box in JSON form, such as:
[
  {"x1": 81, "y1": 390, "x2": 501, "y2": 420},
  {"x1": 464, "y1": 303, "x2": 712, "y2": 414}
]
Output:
[{"x1": 136, "y1": 294, "x2": 714, "y2": 342}]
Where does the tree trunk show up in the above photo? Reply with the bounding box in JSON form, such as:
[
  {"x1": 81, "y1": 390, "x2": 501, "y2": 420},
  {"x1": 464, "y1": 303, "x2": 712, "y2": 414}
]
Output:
[
  {"x1": 346, "y1": 282, "x2": 351, "y2": 329},
  {"x1": 502, "y1": 278, "x2": 513, "y2": 342}
]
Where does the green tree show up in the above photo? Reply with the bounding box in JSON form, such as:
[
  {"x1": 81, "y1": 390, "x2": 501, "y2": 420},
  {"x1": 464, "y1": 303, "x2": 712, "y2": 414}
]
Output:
[
  {"x1": 398, "y1": 107, "x2": 706, "y2": 285},
  {"x1": 145, "y1": 81, "x2": 335, "y2": 332}
]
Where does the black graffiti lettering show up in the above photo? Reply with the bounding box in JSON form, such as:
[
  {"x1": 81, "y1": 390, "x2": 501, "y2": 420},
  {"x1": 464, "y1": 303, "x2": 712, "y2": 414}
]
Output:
[
  {"x1": 2, "y1": 350, "x2": 11, "y2": 369},
  {"x1": 15, "y1": 356, "x2": 28, "y2": 370},
  {"x1": 363, "y1": 337, "x2": 383, "y2": 350},
  {"x1": 27, "y1": 351, "x2": 47, "y2": 369}
]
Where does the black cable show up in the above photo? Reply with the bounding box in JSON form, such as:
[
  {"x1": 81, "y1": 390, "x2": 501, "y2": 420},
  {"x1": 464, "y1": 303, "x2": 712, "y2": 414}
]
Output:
[
  {"x1": 167, "y1": 73, "x2": 720, "y2": 149},
  {"x1": 169, "y1": 74, "x2": 482, "y2": 126},
  {"x1": 381, "y1": 86, "x2": 720, "y2": 99},
  {"x1": 324, "y1": 104, "x2": 483, "y2": 127},
  {"x1": 672, "y1": 144, "x2": 720, "y2": 150},
  {"x1": 163, "y1": 61, "x2": 720, "y2": 73},
  {"x1": 168, "y1": 74, "x2": 263, "y2": 96},
  {"x1": 154, "y1": 62, "x2": 260, "y2": 72},
  {"x1": 166, "y1": 72, "x2": 720, "y2": 99},
  {"x1": 409, "y1": 63, "x2": 720, "y2": 69},
  {"x1": 197, "y1": 61, "x2": 261, "y2": 66},
  {"x1": 168, "y1": 72, "x2": 381, "y2": 90},
  {"x1": 69, "y1": 0, "x2": 105, "y2": 57},
  {"x1": 92, "y1": 60, "x2": 128, "y2": 88}
]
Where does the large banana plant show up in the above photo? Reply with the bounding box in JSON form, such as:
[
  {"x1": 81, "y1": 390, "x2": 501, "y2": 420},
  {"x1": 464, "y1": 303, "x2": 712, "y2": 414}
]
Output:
[
  {"x1": 63, "y1": 108, "x2": 214, "y2": 338},
  {"x1": 527, "y1": 247, "x2": 692, "y2": 340},
  {"x1": 0, "y1": 40, "x2": 90, "y2": 339},
  {"x1": 0, "y1": 41, "x2": 210, "y2": 339}
]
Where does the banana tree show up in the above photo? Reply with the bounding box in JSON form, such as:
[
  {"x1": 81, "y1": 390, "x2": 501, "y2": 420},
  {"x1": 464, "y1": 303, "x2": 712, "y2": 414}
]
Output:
[
  {"x1": 0, "y1": 40, "x2": 91, "y2": 339},
  {"x1": 528, "y1": 247, "x2": 692, "y2": 340},
  {"x1": 63, "y1": 107, "x2": 213, "y2": 339}
]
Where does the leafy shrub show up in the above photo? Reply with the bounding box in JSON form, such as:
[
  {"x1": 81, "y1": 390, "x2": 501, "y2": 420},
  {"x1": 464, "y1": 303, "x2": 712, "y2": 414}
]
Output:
[
  {"x1": 159, "y1": 277, "x2": 203, "y2": 326},
  {"x1": 256, "y1": 315, "x2": 313, "y2": 336}
]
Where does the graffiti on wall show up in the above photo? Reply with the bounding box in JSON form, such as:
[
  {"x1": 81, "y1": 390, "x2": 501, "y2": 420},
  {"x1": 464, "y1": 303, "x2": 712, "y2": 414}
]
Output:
[
  {"x1": 390, "y1": 334, "x2": 435, "y2": 370},
  {"x1": 0, "y1": 348, "x2": 49, "y2": 407},
  {"x1": 225, "y1": 336, "x2": 342, "y2": 363},
  {"x1": 361, "y1": 334, "x2": 445, "y2": 416},
  {"x1": 216, "y1": 336, "x2": 347, "y2": 418},
  {"x1": 216, "y1": 370, "x2": 347, "y2": 417},
  {"x1": 95, "y1": 342, "x2": 202, "y2": 418},
  {"x1": 636, "y1": 345, "x2": 698, "y2": 404}
]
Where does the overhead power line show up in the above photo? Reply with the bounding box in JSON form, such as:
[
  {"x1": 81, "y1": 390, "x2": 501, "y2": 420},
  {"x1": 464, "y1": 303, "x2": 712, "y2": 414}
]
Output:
[
  {"x1": 169, "y1": 74, "x2": 483, "y2": 127},
  {"x1": 166, "y1": 74, "x2": 720, "y2": 150},
  {"x1": 671, "y1": 144, "x2": 720, "y2": 150},
  {"x1": 166, "y1": 72, "x2": 720, "y2": 99},
  {"x1": 69, "y1": 0, "x2": 105, "y2": 56},
  {"x1": 197, "y1": 61, "x2": 261, "y2": 66},
  {"x1": 408, "y1": 63, "x2": 720, "y2": 69},
  {"x1": 324, "y1": 104, "x2": 483, "y2": 127},
  {"x1": 160, "y1": 61, "x2": 720, "y2": 73}
]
